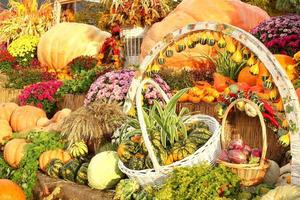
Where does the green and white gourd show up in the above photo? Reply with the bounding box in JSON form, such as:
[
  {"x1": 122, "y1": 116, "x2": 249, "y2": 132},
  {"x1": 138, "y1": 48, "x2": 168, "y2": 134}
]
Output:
[{"x1": 68, "y1": 141, "x2": 88, "y2": 158}]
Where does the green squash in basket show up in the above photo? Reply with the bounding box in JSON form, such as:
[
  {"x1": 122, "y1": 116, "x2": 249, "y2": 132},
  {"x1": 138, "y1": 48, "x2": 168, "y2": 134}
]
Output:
[
  {"x1": 76, "y1": 162, "x2": 89, "y2": 185},
  {"x1": 61, "y1": 159, "x2": 81, "y2": 182},
  {"x1": 46, "y1": 159, "x2": 64, "y2": 178},
  {"x1": 171, "y1": 139, "x2": 197, "y2": 162},
  {"x1": 128, "y1": 155, "x2": 145, "y2": 170},
  {"x1": 189, "y1": 127, "x2": 213, "y2": 146},
  {"x1": 117, "y1": 140, "x2": 139, "y2": 163}
]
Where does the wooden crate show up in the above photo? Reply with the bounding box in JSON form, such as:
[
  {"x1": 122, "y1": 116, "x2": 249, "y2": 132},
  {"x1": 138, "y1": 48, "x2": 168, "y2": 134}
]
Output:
[{"x1": 33, "y1": 173, "x2": 114, "y2": 200}]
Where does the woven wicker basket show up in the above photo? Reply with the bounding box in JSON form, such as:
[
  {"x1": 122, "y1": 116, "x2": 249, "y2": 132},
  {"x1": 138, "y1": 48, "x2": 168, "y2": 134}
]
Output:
[
  {"x1": 217, "y1": 98, "x2": 270, "y2": 186},
  {"x1": 119, "y1": 78, "x2": 221, "y2": 186}
]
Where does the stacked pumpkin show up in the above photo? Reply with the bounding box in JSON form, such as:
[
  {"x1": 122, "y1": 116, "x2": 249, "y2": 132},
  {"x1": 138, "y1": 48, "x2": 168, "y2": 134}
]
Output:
[{"x1": 0, "y1": 103, "x2": 71, "y2": 146}]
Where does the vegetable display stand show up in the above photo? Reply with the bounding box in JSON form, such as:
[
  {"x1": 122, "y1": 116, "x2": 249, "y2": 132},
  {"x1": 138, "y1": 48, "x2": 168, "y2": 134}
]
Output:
[
  {"x1": 124, "y1": 22, "x2": 300, "y2": 185},
  {"x1": 217, "y1": 98, "x2": 269, "y2": 186},
  {"x1": 121, "y1": 27, "x2": 147, "y2": 67},
  {"x1": 119, "y1": 78, "x2": 221, "y2": 186},
  {"x1": 33, "y1": 172, "x2": 114, "y2": 200},
  {"x1": 177, "y1": 102, "x2": 287, "y2": 164}
]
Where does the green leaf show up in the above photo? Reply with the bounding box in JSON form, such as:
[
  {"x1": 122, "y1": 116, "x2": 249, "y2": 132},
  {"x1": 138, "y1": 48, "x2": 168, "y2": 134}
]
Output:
[{"x1": 166, "y1": 88, "x2": 189, "y2": 113}]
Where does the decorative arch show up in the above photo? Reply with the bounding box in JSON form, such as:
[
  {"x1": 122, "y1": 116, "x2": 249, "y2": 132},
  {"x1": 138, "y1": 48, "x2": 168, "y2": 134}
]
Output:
[{"x1": 124, "y1": 22, "x2": 300, "y2": 185}]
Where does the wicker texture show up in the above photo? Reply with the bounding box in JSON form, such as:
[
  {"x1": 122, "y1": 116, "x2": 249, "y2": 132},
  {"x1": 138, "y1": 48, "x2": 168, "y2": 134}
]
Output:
[
  {"x1": 218, "y1": 99, "x2": 269, "y2": 186},
  {"x1": 119, "y1": 79, "x2": 221, "y2": 186}
]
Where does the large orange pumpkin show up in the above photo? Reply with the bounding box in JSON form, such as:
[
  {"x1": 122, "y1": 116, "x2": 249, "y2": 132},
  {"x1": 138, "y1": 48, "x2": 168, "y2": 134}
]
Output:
[
  {"x1": 141, "y1": 0, "x2": 269, "y2": 61},
  {"x1": 296, "y1": 88, "x2": 300, "y2": 102},
  {"x1": 238, "y1": 66, "x2": 258, "y2": 86},
  {"x1": 0, "y1": 103, "x2": 19, "y2": 122},
  {"x1": 0, "y1": 179, "x2": 26, "y2": 200},
  {"x1": 0, "y1": 119, "x2": 12, "y2": 144},
  {"x1": 39, "y1": 149, "x2": 71, "y2": 171},
  {"x1": 10, "y1": 105, "x2": 46, "y2": 132},
  {"x1": 4, "y1": 139, "x2": 29, "y2": 168},
  {"x1": 37, "y1": 22, "x2": 111, "y2": 71},
  {"x1": 274, "y1": 54, "x2": 297, "y2": 80}
]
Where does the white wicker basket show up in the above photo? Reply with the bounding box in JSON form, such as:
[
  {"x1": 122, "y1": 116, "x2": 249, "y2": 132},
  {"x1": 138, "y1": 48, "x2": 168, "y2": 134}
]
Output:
[{"x1": 119, "y1": 78, "x2": 221, "y2": 186}]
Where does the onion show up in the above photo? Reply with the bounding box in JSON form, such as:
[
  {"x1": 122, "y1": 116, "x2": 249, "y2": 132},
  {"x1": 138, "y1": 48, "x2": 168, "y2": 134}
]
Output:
[
  {"x1": 228, "y1": 149, "x2": 247, "y2": 164},
  {"x1": 228, "y1": 139, "x2": 244, "y2": 150},
  {"x1": 251, "y1": 148, "x2": 262, "y2": 158},
  {"x1": 218, "y1": 150, "x2": 230, "y2": 162},
  {"x1": 243, "y1": 144, "x2": 252, "y2": 157},
  {"x1": 248, "y1": 148, "x2": 262, "y2": 164}
]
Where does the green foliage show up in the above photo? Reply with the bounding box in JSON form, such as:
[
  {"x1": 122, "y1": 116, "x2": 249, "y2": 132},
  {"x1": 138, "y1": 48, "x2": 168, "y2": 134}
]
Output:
[
  {"x1": 241, "y1": 0, "x2": 284, "y2": 16},
  {"x1": 0, "y1": 153, "x2": 14, "y2": 179},
  {"x1": 158, "y1": 68, "x2": 193, "y2": 90},
  {"x1": 7, "y1": 35, "x2": 39, "y2": 67},
  {"x1": 5, "y1": 69, "x2": 55, "y2": 89},
  {"x1": 156, "y1": 163, "x2": 241, "y2": 200},
  {"x1": 0, "y1": 61, "x2": 13, "y2": 73},
  {"x1": 114, "y1": 179, "x2": 155, "y2": 200},
  {"x1": 75, "y1": 1, "x2": 109, "y2": 29},
  {"x1": 0, "y1": 131, "x2": 65, "y2": 199},
  {"x1": 276, "y1": 0, "x2": 300, "y2": 13},
  {"x1": 69, "y1": 56, "x2": 98, "y2": 75},
  {"x1": 57, "y1": 67, "x2": 103, "y2": 96},
  {"x1": 214, "y1": 51, "x2": 246, "y2": 81}
]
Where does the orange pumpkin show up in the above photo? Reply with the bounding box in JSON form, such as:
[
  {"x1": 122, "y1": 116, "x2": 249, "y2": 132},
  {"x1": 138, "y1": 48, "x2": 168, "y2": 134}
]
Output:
[
  {"x1": 0, "y1": 119, "x2": 12, "y2": 144},
  {"x1": 275, "y1": 54, "x2": 297, "y2": 80},
  {"x1": 141, "y1": 0, "x2": 269, "y2": 59},
  {"x1": 10, "y1": 105, "x2": 46, "y2": 132},
  {"x1": 296, "y1": 88, "x2": 300, "y2": 102},
  {"x1": 274, "y1": 98, "x2": 284, "y2": 112},
  {"x1": 256, "y1": 62, "x2": 270, "y2": 88},
  {"x1": 0, "y1": 103, "x2": 19, "y2": 122},
  {"x1": 4, "y1": 139, "x2": 29, "y2": 168},
  {"x1": 39, "y1": 149, "x2": 71, "y2": 171},
  {"x1": 0, "y1": 179, "x2": 26, "y2": 200},
  {"x1": 238, "y1": 66, "x2": 258, "y2": 86},
  {"x1": 50, "y1": 108, "x2": 72, "y2": 123},
  {"x1": 213, "y1": 73, "x2": 235, "y2": 92}
]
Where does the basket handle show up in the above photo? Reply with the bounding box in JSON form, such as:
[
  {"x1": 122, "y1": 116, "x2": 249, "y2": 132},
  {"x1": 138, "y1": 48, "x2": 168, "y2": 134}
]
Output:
[
  {"x1": 136, "y1": 78, "x2": 170, "y2": 172},
  {"x1": 221, "y1": 98, "x2": 267, "y2": 167}
]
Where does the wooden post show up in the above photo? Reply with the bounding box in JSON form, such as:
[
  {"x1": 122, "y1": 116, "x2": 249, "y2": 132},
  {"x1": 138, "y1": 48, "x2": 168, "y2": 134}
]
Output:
[{"x1": 53, "y1": 0, "x2": 61, "y2": 24}]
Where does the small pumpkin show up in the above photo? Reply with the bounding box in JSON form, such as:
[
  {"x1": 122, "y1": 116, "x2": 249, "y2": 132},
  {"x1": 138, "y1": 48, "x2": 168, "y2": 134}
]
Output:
[
  {"x1": 275, "y1": 54, "x2": 297, "y2": 80},
  {"x1": 10, "y1": 105, "x2": 47, "y2": 132},
  {"x1": 4, "y1": 139, "x2": 29, "y2": 168},
  {"x1": 61, "y1": 159, "x2": 81, "y2": 182},
  {"x1": 0, "y1": 179, "x2": 26, "y2": 200},
  {"x1": 0, "y1": 103, "x2": 19, "y2": 122},
  {"x1": 0, "y1": 119, "x2": 12, "y2": 144},
  {"x1": 39, "y1": 149, "x2": 71, "y2": 172},
  {"x1": 36, "y1": 117, "x2": 51, "y2": 127},
  {"x1": 238, "y1": 66, "x2": 257, "y2": 86},
  {"x1": 46, "y1": 159, "x2": 64, "y2": 178},
  {"x1": 171, "y1": 140, "x2": 197, "y2": 162},
  {"x1": 213, "y1": 73, "x2": 235, "y2": 92},
  {"x1": 76, "y1": 162, "x2": 89, "y2": 185},
  {"x1": 51, "y1": 108, "x2": 72, "y2": 123},
  {"x1": 263, "y1": 160, "x2": 280, "y2": 185}
]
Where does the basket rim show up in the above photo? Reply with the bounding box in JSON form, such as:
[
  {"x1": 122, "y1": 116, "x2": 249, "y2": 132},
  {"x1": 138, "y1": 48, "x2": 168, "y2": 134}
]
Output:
[{"x1": 217, "y1": 159, "x2": 270, "y2": 170}]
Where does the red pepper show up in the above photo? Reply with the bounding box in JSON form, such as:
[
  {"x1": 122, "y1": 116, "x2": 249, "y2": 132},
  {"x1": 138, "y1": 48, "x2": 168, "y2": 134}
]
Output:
[
  {"x1": 261, "y1": 100, "x2": 275, "y2": 116},
  {"x1": 262, "y1": 113, "x2": 279, "y2": 129}
]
